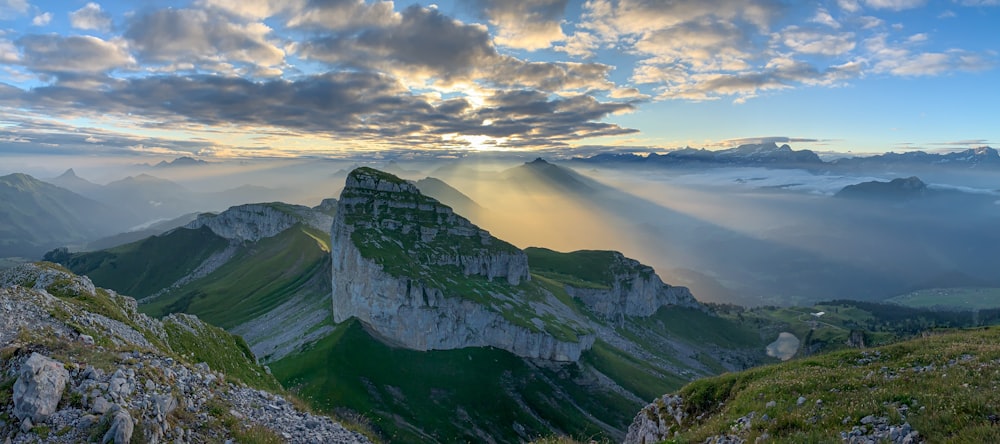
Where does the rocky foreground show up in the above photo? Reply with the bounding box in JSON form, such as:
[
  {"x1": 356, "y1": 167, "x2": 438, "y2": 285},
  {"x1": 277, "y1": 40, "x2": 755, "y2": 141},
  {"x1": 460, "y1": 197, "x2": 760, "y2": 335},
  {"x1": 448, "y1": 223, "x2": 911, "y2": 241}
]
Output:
[{"x1": 0, "y1": 263, "x2": 370, "y2": 444}]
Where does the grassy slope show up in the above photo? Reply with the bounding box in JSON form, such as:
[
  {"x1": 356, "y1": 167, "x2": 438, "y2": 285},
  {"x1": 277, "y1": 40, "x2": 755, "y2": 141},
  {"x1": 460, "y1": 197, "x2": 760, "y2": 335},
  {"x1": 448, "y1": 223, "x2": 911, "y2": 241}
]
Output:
[
  {"x1": 271, "y1": 320, "x2": 642, "y2": 444},
  {"x1": 141, "y1": 224, "x2": 330, "y2": 330},
  {"x1": 54, "y1": 226, "x2": 229, "y2": 298},
  {"x1": 525, "y1": 247, "x2": 621, "y2": 289},
  {"x1": 664, "y1": 326, "x2": 1000, "y2": 443}
]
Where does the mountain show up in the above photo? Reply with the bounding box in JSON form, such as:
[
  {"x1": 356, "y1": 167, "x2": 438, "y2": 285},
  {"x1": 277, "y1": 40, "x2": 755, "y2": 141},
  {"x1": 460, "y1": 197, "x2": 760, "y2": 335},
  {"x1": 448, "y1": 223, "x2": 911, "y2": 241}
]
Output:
[
  {"x1": 413, "y1": 176, "x2": 486, "y2": 223},
  {"x1": 45, "y1": 168, "x2": 102, "y2": 195},
  {"x1": 153, "y1": 156, "x2": 209, "y2": 168},
  {"x1": 0, "y1": 262, "x2": 369, "y2": 443},
  {"x1": 625, "y1": 325, "x2": 1000, "y2": 443},
  {"x1": 835, "y1": 176, "x2": 929, "y2": 201},
  {"x1": 501, "y1": 157, "x2": 598, "y2": 194},
  {"x1": 0, "y1": 173, "x2": 129, "y2": 257},
  {"x1": 284, "y1": 167, "x2": 764, "y2": 441},
  {"x1": 831, "y1": 146, "x2": 1000, "y2": 171},
  {"x1": 572, "y1": 143, "x2": 823, "y2": 168},
  {"x1": 49, "y1": 201, "x2": 337, "y2": 362},
  {"x1": 48, "y1": 168, "x2": 774, "y2": 442},
  {"x1": 573, "y1": 144, "x2": 1000, "y2": 173}
]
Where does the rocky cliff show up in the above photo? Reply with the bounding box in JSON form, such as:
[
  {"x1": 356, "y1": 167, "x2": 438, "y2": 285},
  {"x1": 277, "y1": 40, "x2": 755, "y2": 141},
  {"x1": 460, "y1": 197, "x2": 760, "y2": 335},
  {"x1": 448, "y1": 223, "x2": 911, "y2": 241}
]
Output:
[
  {"x1": 0, "y1": 263, "x2": 369, "y2": 444},
  {"x1": 525, "y1": 247, "x2": 701, "y2": 321},
  {"x1": 184, "y1": 202, "x2": 334, "y2": 242},
  {"x1": 564, "y1": 252, "x2": 700, "y2": 320},
  {"x1": 331, "y1": 168, "x2": 592, "y2": 361}
]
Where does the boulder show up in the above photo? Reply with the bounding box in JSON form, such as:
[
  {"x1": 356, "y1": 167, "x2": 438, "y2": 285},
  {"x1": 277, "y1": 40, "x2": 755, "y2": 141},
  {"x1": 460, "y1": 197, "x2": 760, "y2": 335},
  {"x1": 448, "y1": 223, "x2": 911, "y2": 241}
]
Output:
[
  {"x1": 102, "y1": 406, "x2": 134, "y2": 444},
  {"x1": 12, "y1": 353, "x2": 69, "y2": 423}
]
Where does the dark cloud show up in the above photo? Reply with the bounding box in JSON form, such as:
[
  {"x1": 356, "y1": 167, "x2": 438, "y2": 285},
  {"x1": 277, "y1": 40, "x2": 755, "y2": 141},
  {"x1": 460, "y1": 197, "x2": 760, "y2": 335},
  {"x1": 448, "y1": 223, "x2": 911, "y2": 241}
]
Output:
[
  {"x1": 124, "y1": 9, "x2": 284, "y2": 75},
  {"x1": 0, "y1": 72, "x2": 634, "y2": 150},
  {"x1": 298, "y1": 5, "x2": 495, "y2": 81},
  {"x1": 16, "y1": 34, "x2": 133, "y2": 76}
]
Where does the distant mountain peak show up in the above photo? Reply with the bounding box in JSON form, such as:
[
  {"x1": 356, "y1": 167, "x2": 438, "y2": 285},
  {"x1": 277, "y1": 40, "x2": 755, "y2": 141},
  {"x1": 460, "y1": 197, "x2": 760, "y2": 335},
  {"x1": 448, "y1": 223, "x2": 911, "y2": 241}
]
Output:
[
  {"x1": 528, "y1": 157, "x2": 550, "y2": 165},
  {"x1": 835, "y1": 176, "x2": 928, "y2": 200},
  {"x1": 57, "y1": 168, "x2": 78, "y2": 178},
  {"x1": 154, "y1": 156, "x2": 209, "y2": 168}
]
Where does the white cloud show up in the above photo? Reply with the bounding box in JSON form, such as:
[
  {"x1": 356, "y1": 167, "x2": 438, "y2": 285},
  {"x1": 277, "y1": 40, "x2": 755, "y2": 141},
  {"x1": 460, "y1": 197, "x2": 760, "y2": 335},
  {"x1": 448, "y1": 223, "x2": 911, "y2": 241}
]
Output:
[
  {"x1": 780, "y1": 28, "x2": 856, "y2": 56},
  {"x1": 472, "y1": 0, "x2": 568, "y2": 51},
  {"x1": 863, "y1": 0, "x2": 926, "y2": 10},
  {"x1": 0, "y1": 38, "x2": 19, "y2": 63},
  {"x1": 811, "y1": 8, "x2": 841, "y2": 28},
  {"x1": 70, "y1": 3, "x2": 113, "y2": 32},
  {"x1": 859, "y1": 16, "x2": 885, "y2": 29},
  {"x1": 866, "y1": 33, "x2": 993, "y2": 76},
  {"x1": 32, "y1": 12, "x2": 52, "y2": 26},
  {"x1": 955, "y1": 0, "x2": 1000, "y2": 5},
  {"x1": 197, "y1": 0, "x2": 302, "y2": 19},
  {"x1": 0, "y1": 0, "x2": 29, "y2": 19},
  {"x1": 555, "y1": 31, "x2": 599, "y2": 57},
  {"x1": 837, "y1": 0, "x2": 862, "y2": 12}
]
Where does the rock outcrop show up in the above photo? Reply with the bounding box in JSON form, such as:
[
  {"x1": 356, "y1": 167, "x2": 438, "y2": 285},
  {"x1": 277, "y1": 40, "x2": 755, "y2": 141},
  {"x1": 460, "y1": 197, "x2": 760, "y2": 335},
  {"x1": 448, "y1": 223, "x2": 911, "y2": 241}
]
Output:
[
  {"x1": 563, "y1": 252, "x2": 700, "y2": 320},
  {"x1": 0, "y1": 263, "x2": 370, "y2": 444},
  {"x1": 624, "y1": 394, "x2": 687, "y2": 444},
  {"x1": 184, "y1": 202, "x2": 333, "y2": 242},
  {"x1": 331, "y1": 167, "x2": 592, "y2": 361},
  {"x1": 12, "y1": 353, "x2": 69, "y2": 424}
]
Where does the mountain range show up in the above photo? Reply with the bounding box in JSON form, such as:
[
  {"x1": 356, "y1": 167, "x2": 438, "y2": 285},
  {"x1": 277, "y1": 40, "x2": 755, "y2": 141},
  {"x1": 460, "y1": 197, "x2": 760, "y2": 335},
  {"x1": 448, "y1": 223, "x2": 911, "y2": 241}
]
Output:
[
  {"x1": 48, "y1": 167, "x2": 771, "y2": 442},
  {"x1": 7, "y1": 164, "x2": 1000, "y2": 443},
  {"x1": 572, "y1": 142, "x2": 1000, "y2": 172}
]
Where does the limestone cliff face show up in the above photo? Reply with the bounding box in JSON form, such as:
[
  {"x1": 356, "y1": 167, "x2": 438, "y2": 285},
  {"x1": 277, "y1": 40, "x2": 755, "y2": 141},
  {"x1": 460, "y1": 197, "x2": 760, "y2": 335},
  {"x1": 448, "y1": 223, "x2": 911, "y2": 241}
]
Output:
[
  {"x1": 564, "y1": 253, "x2": 700, "y2": 320},
  {"x1": 331, "y1": 168, "x2": 590, "y2": 361},
  {"x1": 184, "y1": 202, "x2": 333, "y2": 242}
]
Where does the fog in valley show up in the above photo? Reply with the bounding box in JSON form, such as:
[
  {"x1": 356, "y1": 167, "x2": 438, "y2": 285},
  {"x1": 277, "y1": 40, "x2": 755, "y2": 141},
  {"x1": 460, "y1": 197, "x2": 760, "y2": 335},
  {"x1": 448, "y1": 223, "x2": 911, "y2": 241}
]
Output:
[{"x1": 4, "y1": 153, "x2": 999, "y2": 307}]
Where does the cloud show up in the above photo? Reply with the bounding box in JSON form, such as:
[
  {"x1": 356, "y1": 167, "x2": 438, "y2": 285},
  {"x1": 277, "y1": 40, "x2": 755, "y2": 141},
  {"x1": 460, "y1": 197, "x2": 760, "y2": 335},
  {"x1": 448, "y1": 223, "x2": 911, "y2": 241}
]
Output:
[
  {"x1": 866, "y1": 34, "x2": 993, "y2": 76},
  {"x1": 286, "y1": 0, "x2": 400, "y2": 30},
  {"x1": 124, "y1": 9, "x2": 285, "y2": 76},
  {"x1": 955, "y1": 0, "x2": 1000, "y2": 5},
  {"x1": 0, "y1": 39, "x2": 18, "y2": 64},
  {"x1": 0, "y1": 0, "x2": 29, "y2": 19},
  {"x1": 16, "y1": 34, "x2": 133, "y2": 76},
  {"x1": 554, "y1": 30, "x2": 599, "y2": 57},
  {"x1": 811, "y1": 8, "x2": 841, "y2": 28},
  {"x1": 722, "y1": 136, "x2": 823, "y2": 146},
  {"x1": 470, "y1": 0, "x2": 568, "y2": 51},
  {"x1": 837, "y1": 0, "x2": 862, "y2": 12},
  {"x1": 32, "y1": 12, "x2": 52, "y2": 26},
  {"x1": 779, "y1": 27, "x2": 856, "y2": 56},
  {"x1": 0, "y1": 71, "x2": 635, "y2": 151},
  {"x1": 296, "y1": 6, "x2": 493, "y2": 82},
  {"x1": 197, "y1": 0, "x2": 302, "y2": 20},
  {"x1": 70, "y1": 3, "x2": 113, "y2": 32},
  {"x1": 863, "y1": 0, "x2": 926, "y2": 10}
]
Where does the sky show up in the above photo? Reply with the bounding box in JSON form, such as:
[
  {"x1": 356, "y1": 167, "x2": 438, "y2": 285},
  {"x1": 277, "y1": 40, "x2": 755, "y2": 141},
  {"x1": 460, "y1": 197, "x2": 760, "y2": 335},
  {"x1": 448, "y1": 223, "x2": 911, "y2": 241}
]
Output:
[{"x1": 0, "y1": 0, "x2": 997, "y2": 160}]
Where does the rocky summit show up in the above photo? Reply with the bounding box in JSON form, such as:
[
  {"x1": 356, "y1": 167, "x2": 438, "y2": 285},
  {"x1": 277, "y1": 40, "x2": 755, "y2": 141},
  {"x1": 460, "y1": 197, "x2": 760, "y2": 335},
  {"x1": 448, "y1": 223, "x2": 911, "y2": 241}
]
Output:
[
  {"x1": 330, "y1": 167, "x2": 593, "y2": 361},
  {"x1": 0, "y1": 263, "x2": 369, "y2": 444}
]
